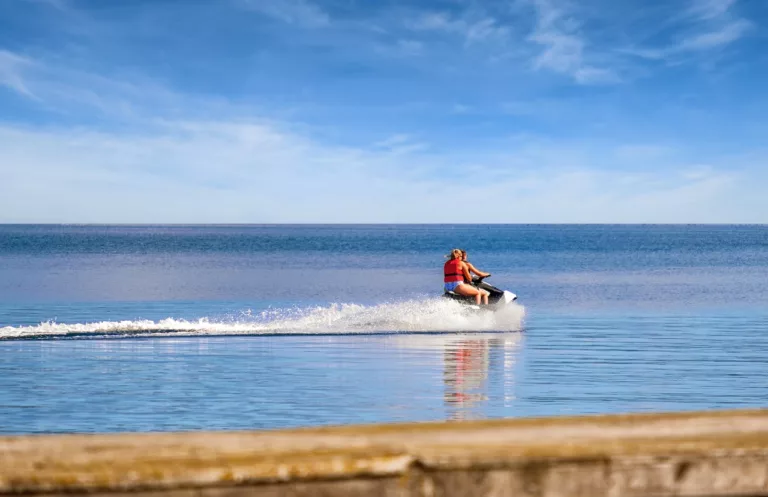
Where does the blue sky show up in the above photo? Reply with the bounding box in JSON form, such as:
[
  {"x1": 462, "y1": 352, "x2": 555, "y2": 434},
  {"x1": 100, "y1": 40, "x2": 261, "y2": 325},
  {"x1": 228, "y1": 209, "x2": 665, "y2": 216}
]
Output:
[{"x1": 1, "y1": 0, "x2": 767, "y2": 223}]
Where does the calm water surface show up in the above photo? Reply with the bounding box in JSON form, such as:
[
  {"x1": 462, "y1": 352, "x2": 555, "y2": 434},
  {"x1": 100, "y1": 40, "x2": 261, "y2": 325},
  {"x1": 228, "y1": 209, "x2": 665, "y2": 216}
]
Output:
[{"x1": 1, "y1": 224, "x2": 767, "y2": 434}]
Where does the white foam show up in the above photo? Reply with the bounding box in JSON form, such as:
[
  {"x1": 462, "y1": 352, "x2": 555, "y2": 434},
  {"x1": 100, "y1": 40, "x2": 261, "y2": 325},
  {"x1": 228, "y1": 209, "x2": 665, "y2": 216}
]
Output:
[{"x1": 0, "y1": 298, "x2": 526, "y2": 340}]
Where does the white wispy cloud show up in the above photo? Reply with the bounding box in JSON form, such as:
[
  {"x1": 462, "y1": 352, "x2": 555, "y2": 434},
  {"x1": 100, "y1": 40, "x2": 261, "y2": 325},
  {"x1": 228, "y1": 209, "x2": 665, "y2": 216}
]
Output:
[
  {"x1": 527, "y1": 0, "x2": 617, "y2": 84},
  {"x1": 375, "y1": 39, "x2": 424, "y2": 58},
  {"x1": 680, "y1": 0, "x2": 750, "y2": 51},
  {"x1": 627, "y1": 0, "x2": 750, "y2": 60},
  {"x1": 373, "y1": 134, "x2": 428, "y2": 155},
  {"x1": 451, "y1": 104, "x2": 471, "y2": 114},
  {"x1": 687, "y1": 0, "x2": 738, "y2": 21},
  {"x1": 24, "y1": 0, "x2": 69, "y2": 10},
  {"x1": 410, "y1": 12, "x2": 455, "y2": 32},
  {"x1": 408, "y1": 11, "x2": 510, "y2": 46},
  {"x1": 0, "y1": 50, "x2": 37, "y2": 98},
  {"x1": 0, "y1": 50, "x2": 245, "y2": 121},
  {"x1": 2, "y1": 112, "x2": 764, "y2": 223},
  {"x1": 464, "y1": 17, "x2": 509, "y2": 44},
  {"x1": 239, "y1": 0, "x2": 329, "y2": 27},
  {"x1": 395, "y1": 39, "x2": 424, "y2": 56},
  {"x1": 677, "y1": 19, "x2": 751, "y2": 51},
  {"x1": 374, "y1": 134, "x2": 412, "y2": 148}
]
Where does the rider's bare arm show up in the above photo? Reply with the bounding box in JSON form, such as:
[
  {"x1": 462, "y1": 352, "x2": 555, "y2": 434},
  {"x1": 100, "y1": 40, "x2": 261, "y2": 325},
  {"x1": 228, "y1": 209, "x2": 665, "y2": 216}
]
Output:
[
  {"x1": 466, "y1": 262, "x2": 490, "y2": 278},
  {"x1": 460, "y1": 262, "x2": 473, "y2": 283}
]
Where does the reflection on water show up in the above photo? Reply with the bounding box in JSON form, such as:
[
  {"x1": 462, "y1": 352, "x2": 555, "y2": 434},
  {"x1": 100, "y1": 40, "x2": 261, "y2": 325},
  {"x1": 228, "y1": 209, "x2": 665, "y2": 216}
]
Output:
[
  {"x1": 444, "y1": 339, "x2": 489, "y2": 419},
  {"x1": 7, "y1": 311, "x2": 768, "y2": 434},
  {"x1": 0, "y1": 332, "x2": 525, "y2": 434},
  {"x1": 440, "y1": 334, "x2": 522, "y2": 420}
]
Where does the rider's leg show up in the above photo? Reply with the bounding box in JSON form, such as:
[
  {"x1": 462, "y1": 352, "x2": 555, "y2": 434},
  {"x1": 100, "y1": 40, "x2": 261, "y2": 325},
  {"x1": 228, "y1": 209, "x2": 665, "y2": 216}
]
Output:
[
  {"x1": 480, "y1": 289, "x2": 489, "y2": 305},
  {"x1": 455, "y1": 284, "x2": 482, "y2": 305}
]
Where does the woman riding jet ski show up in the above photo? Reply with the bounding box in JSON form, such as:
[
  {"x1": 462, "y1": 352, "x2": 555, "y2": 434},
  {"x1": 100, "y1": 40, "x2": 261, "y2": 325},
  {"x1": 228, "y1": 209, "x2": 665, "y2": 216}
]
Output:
[
  {"x1": 443, "y1": 248, "x2": 517, "y2": 309},
  {"x1": 444, "y1": 248, "x2": 489, "y2": 305}
]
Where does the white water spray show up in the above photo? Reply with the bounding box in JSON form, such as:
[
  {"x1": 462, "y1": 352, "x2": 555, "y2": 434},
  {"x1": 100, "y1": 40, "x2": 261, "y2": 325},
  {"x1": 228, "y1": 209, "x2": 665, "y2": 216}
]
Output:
[{"x1": 0, "y1": 298, "x2": 525, "y2": 340}]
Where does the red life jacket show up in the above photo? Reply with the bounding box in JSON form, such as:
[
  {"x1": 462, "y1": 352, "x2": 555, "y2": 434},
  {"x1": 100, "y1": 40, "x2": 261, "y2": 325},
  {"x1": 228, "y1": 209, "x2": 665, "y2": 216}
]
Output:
[{"x1": 444, "y1": 259, "x2": 464, "y2": 283}]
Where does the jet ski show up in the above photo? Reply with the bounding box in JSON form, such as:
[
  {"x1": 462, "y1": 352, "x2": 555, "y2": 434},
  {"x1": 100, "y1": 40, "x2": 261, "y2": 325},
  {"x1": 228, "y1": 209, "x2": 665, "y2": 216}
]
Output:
[{"x1": 443, "y1": 276, "x2": 518, "y2": 310}]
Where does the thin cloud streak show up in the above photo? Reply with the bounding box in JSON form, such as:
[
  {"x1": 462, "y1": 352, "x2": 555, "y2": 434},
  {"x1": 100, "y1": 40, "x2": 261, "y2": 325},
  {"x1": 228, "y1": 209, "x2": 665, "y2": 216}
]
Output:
[
  {"x1": 0, "y1": 49, "x2": 261, "y2": 123},
  {"x1": 0, "y1": 50, "x2": 37, "y2": 99},
  {"x1": 238, "y1": 0, "x2": 330, "y2": 27},
  {"x1": 407, "y1": 11, "x2": 510, "y2": 46},
  {"x1": 527, "y1": 0, "x2": 617, "y2": 84},
  {"x1": 688, "y1": 0, "x2": 738, "y2": 21},
  {"x1": 678, "y1": 19, "x2": 751, "y2": 51},
  {"x1": 627, "y1": 0, "x2": 751, "y2": 60},
  {"x1": 23, "y1": 0, "x2": 69, "y2": 10}
]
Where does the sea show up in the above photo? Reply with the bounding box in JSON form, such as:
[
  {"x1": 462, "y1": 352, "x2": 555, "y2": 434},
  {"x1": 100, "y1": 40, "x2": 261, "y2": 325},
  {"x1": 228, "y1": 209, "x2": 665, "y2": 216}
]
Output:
[{"x1": 1, "y1": 224, "x2": 767, "y2": 434}]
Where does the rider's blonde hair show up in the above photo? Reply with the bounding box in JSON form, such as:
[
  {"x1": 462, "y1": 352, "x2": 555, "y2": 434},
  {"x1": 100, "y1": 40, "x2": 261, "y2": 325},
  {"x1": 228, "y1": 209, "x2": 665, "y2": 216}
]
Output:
[{"x1": 448, "y1": 248, "x2": 462, "y2": 260}]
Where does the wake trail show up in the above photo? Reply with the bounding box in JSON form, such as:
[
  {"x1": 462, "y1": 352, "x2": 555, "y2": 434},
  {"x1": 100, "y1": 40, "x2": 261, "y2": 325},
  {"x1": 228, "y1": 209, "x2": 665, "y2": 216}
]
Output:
[{"x1": 0, "y1": 298, "x2": 526, "y2": 340}]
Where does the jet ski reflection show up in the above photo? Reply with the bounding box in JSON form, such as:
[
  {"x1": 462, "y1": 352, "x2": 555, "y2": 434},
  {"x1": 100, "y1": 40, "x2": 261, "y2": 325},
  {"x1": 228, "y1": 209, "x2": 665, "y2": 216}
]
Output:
[{"x1": 443, "y1": 334, "x2": 522, "y2": 421}]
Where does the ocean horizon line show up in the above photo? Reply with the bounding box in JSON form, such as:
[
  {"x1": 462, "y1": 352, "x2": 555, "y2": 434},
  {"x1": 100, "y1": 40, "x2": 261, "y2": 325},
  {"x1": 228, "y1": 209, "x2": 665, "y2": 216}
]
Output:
[{"x1": 1, "y1": 222, "x2": 767, "y2": 227}]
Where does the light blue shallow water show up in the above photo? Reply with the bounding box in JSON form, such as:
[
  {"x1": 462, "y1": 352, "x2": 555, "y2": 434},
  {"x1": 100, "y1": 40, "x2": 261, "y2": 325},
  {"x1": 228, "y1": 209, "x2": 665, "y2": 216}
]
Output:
[{"x1": 1, "y1": 224, "x2": 767, "y2": 434}]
